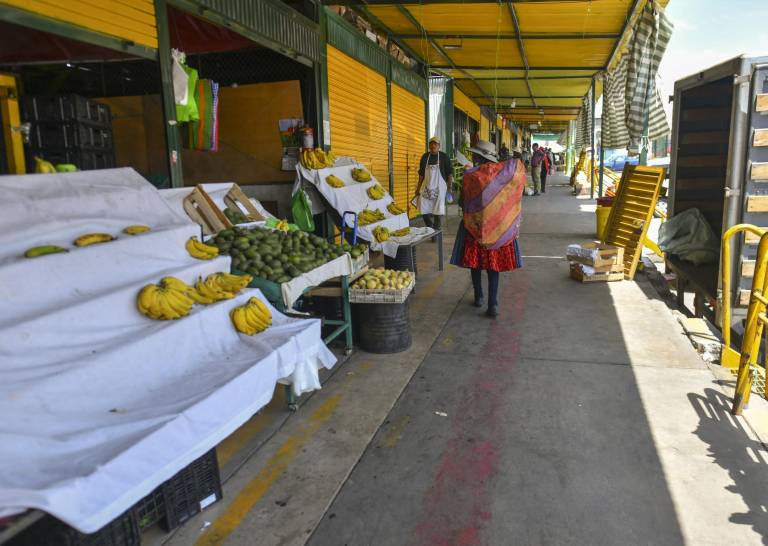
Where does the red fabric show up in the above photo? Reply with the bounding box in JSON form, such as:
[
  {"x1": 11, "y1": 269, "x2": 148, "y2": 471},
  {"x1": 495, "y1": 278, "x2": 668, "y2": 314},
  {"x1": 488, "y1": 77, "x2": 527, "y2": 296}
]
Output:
[{"x1": 461, "y1": 231, "x2": 520, "y2": 272}]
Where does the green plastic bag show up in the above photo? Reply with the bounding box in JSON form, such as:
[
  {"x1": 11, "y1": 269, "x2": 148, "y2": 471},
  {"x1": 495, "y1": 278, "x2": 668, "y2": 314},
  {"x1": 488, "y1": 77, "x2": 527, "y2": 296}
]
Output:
[
  {"x1": 175, "y1": 64, "x2": 199, "y2": 123},
  {"x1": 291, "y1": 189, "x2": 315, "y2": 232}
]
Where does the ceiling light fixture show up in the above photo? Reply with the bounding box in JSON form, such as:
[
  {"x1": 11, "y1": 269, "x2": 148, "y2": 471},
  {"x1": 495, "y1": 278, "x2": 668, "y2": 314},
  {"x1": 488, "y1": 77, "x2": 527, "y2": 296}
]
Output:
[
  {"x1": 510, "y1": 99, "x2": 516, "y2": 108},
  {"x1": 443, "y1": 39, "x2": 463, "y2": 50}
]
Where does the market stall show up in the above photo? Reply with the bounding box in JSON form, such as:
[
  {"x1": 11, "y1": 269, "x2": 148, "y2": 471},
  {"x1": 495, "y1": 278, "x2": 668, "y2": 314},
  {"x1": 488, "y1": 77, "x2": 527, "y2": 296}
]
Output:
[
  {"x1": 294, "y1": 160, "x2": 443, "y2": 268},
  {"x1": 0, "y1": 168, "x2": 335, "y2": 534}
]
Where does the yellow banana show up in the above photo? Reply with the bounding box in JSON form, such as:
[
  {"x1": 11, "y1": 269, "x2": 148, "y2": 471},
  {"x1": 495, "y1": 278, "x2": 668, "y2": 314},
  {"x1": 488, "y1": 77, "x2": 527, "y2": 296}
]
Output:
[
  {"x1": 373, "y1": 226, "x2": 390, "y2": 242},
  {"x1": 187, "y1": 289, "x2": 216, "y2": 305},
  {"x1": 186, "y1": 237, "x2": 219, "y2": 260},
  {"x1": 248, "y1": 297, "x2": 273, "y2": 326},
  {"x1": 244, "y1": 306, "x2": 269, "y2": 332},
  {"x1": 74, "y1": 233, "x2": 114, "y2": 247},
  {"x1": 156, "y1": 292, "x2": 182, "y2": 320},
  {"x1": 387, "y1": 203, "x2": 405, "y2": 215},
  {"x1": 163, "y1": 288, "x2": 194, "y2": 316},
  {"x1": 160, "y1": 276, "x2": 193, "y2": 293},
  {"x1": 393, "y1": 227, "x2": 411, "y2": 237},
  {"x1": 231, "y1": 307, "x2": 255, "y2": 335},
  {"x1": 137, "y1": 284, "x2": 160, "y2": 317},
  {"x1": 123, "y1": 225, "x2": 151, "y2": 235}
]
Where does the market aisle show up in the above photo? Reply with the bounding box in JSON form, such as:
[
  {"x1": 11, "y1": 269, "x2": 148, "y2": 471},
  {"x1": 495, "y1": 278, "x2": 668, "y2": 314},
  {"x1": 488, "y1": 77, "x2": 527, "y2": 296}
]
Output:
[
  {"x1": 164, "y1": 173, "x2": 768, "y2": 546},
  {"x1": 305, "y1": 173, "x2": 768, "y2": 546}
]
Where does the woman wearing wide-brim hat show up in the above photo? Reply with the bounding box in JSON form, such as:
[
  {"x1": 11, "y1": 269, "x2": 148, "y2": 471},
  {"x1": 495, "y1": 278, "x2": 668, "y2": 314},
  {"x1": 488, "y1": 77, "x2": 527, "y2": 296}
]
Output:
[{"x1": 450, "y1": 140, "x2": 524, "y2": 318}]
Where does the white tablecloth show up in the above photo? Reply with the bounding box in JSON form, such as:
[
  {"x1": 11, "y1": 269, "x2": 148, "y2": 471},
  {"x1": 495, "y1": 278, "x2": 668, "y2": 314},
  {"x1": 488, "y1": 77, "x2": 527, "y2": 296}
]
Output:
[
  {"x1": 294, "y1": 160, "x2": 434, "y2": 257},
  {"x1": 0, "y1": 169, "x2": 335, "y2": 532}
]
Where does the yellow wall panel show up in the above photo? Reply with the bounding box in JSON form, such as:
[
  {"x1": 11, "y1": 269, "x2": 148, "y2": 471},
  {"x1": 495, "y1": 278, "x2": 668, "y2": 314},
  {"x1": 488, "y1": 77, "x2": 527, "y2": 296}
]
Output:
[
  {"x1": 480, "y1": 115, "x2": 490, "y2": 141},
  {"x1": 391, "y1": 83, "x2": 426, "y2": 218},
  {"x1": 454, "y1": 87, "x2": 480, "y2": 123},
  {"x1": 327, "y1": 46, "x2": 389, "y2": 185},
  {"x1": 1, "y1": 0, "x2": 157, "y2": 49}
]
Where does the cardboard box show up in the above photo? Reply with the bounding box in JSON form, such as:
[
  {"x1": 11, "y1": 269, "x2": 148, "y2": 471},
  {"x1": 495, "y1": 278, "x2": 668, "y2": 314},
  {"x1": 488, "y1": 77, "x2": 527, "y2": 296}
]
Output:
[
  {"x1": 569, "y1": 262, "x2": 624, "y2": 283},
  {"x1": 566, "y1": 243, "x2": 624, "y2": 268}
]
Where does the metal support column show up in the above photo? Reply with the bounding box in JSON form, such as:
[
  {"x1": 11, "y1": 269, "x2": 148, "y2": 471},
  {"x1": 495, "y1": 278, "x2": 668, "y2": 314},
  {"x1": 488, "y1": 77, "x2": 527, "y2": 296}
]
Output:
[
  {"x1": 639, "y1": 109, "x2": 650, "y2": 166},
  {"x1": 386, "y1": 79, "x2": 395, "y2": 195},
  {"x1": 155, "y1": 0, "x2": 183, "y2": 188},
  {"x1": 598, "y1": 139, "x2": 605, "y2": 197},
  {"x1": 316, "y1": 5, "x2": 330, "y2": 149},
  {"x1": 589, "y1": 78, "x2": 596, "y2": 199}
]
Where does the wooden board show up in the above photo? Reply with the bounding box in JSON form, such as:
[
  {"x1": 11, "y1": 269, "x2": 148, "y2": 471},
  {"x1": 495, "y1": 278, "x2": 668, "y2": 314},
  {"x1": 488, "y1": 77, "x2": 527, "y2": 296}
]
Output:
[
  {"x1": 740, "y1": 289, "x2": 752, "y2": 307},
  {"x1": 746, "y1": 195, "x2": 768, "y2": 212},
  {"x1": 754, "y1": 129, "x2": 768, "y2": 148},
  {"x1": 223, "y1": 184, "x2": 265, "y2": 222},
  {"x1": 742, "y1": 260, "x2": 755, "y2": 278},
  {"x1": 745, "y1": 230, "x2": 768, "y2": 245},
  {"x1": 757, "y1": 93, "x2": 768, "y2": 113},
  {"x1": 751, "y1": 162, "x2": 768, "y2": 181},
  {"x1": 602, "y1": 165, "x2": 666, "y2": 280},
  {"x1": 183, "y1": 186, "x2": 232, "y2": 235}
]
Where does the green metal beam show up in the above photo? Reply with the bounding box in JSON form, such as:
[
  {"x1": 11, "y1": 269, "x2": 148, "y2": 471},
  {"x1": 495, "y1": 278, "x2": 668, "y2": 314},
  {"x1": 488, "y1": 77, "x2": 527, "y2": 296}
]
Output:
[
  {"x1": 317, "y1": 5, "x2": 330, "y2": 149},
  {"x1": 437, "y1": 65, "x2": 601, "y2": 71},
  {"x1": 506, "y1": 2, "x2": 536, "y2": 108},
  {"x1": 456, "y1": 75, "x2": 594, "y2": 81},
  {"x1": 154, "y1": 0, "x2": 184, "y2": 188},
  {"x1": 394, "y1": 33, "x2": 620, "y2": 40},
  {"x1": 396, "y1": 4, "x2": 495, "y2": 108},
  {"x1": 0, "y1": 4, "x2": 157, "y2": 60}
]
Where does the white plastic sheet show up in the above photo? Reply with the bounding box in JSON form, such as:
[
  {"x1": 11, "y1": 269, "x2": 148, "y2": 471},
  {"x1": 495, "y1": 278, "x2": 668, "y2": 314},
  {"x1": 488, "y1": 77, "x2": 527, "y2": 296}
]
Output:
[
  {"x1": 295, "y1": 161, "x2": 434, "y2": 257},
  {"x1": 0, "y1": 169, "x2": 335, "y2": 531}
]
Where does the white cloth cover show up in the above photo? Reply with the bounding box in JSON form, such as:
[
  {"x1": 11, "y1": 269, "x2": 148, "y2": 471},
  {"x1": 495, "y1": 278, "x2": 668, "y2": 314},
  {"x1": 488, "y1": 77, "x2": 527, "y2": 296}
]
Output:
[
  {"x1": 280, "y1": 253, "x2": 353, "y2": 309},
  {"x1": 0, "y1": 169, "x2": 335, "y2": 532},
  {"x1": 294, "y1": 160, "x2": 434, "y2": 257}
]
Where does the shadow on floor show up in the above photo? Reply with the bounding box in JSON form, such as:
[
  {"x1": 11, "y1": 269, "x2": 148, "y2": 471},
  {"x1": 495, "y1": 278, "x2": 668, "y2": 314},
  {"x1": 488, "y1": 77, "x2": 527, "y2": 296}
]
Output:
[{"x1": 688, "y1": 388, "x2": 768, "y2": 544}]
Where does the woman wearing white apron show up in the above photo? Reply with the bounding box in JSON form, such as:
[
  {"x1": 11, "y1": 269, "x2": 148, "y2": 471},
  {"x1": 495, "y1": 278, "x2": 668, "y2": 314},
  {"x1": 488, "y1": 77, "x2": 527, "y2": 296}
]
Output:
[{"x1": 415, "y1": 136, "x2": 453, "y2": 234}]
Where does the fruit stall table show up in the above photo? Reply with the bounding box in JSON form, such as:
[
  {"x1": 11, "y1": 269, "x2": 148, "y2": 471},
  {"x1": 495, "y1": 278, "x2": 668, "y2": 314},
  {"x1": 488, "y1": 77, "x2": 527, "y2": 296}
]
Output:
[
  {"x1": 294, "y1": 159, "x2": 439, "y2": 262},
  {"x1": 0, "y1": 169, "x2": 335, "y2": 534}
]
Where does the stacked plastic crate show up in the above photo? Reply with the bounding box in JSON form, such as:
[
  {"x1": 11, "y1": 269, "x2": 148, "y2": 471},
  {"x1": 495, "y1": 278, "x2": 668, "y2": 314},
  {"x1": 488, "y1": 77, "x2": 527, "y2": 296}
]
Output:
[{"x1": 22, "y1": 95, "x2": 115, "y2": 171}]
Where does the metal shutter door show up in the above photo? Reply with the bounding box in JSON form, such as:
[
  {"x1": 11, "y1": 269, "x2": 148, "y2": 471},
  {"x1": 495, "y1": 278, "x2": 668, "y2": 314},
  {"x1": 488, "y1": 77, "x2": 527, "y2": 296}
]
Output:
[
  {"x1": 391, "y1": 83, "x2": 426, "y2": 218},
  {"x1": 327, "y1": 46, "x2": 389, "y2": 184}
]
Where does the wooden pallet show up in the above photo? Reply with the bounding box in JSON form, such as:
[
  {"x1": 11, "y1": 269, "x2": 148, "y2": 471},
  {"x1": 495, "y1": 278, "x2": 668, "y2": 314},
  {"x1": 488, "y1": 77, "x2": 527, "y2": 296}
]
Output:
[
  {"x1": 602, "y1": 165, "x2": 666, "y2": 280},
  {"x1": 224, "y1": 184, "x2": 266, "y2": 222},
  {"x1": 183, "y1": 186, "x2": 232, "y2": 235}
]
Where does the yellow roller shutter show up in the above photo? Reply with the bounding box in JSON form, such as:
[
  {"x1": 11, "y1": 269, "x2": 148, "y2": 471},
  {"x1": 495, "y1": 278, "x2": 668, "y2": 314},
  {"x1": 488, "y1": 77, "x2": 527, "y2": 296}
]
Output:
[
  {"x1": 454, "y1": 87, "x2": 481, "y2": 123},
  {"x1": 1, "y1": 0, "x2": 157, "y2": 49},
  {"x1": 327, "y1": 46, "x2": 389, "y2": 184},
  {"x1": 480, "y1": 115, "x2": 490, "y2": 141},
  {"x1": 391, "y1": 83, "x2": 426, "y2": 219}
]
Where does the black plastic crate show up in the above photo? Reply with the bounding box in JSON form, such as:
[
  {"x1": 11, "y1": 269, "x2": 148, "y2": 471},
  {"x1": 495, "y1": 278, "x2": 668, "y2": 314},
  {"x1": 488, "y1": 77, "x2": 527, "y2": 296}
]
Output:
[
  {"x1": 22, "y1": 95, "x2": 111, "y2": 126},
  {"x1": 29, "y1": 122, "x2": 113, "y2": 150},
  {"x1": 160, "y1": 449, "x2": 223, "y2": 531},
  {"x1": 132, "y1": 487, "x2": 165, "y2": 531},
  {"x1": 28, "y1": 148, "x2": 115, "y2": 171},
  {"x1": 9, "y1": 510, "x2": 139, "y2": 546}
]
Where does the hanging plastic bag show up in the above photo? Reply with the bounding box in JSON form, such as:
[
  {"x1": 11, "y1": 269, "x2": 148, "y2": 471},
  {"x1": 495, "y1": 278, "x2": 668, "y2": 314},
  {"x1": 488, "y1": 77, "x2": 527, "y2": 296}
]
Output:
[
  {"x1": 291, "y1": 189, "x2": 315, "y2": 232},
  {"x1": 171, "y1": 49, "x2": 189, "y2": 105}
]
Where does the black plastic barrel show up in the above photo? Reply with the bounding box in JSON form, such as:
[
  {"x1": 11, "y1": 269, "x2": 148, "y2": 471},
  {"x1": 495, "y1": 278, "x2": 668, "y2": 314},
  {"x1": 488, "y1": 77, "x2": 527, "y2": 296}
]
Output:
[
  {"x1": 353, "y1": 300, "x2": 412, "y2": 353},
  {"x1": 384, "y1": 245, "x2": 417, "y2": 275}
]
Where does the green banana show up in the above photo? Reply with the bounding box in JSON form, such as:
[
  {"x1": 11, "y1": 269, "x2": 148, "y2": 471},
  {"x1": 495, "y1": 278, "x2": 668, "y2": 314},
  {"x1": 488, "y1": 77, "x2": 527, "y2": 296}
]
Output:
[{"x1": 24, "y1": 245, "x2": 69, "y2": 258}]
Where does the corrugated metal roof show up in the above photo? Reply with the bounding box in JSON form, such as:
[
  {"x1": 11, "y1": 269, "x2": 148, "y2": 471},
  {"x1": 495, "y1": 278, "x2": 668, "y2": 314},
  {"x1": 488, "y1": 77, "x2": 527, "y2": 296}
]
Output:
[{"x1": 363, "y1": 0, "x2": 669, "y2": 129}]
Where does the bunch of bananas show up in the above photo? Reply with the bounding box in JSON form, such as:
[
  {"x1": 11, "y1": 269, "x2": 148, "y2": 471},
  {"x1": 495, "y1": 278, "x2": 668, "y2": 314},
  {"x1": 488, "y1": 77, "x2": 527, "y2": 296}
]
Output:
[
  {"x1": 301, "y1": 148, "x2": 336, "y2": 170},
  {"x1": 24, "y1": 245, "x2": 68, "y2": 258},
  {"x1": 367, "y1": 184, "x2": 386, "y2": 200},
  {"x1": 137, "y1": 281, "x2": 195, "y2": 320},
  {"x1": 326, "y1": 175, "x2": 345, "y2": 188},
  {"x1": 351, "y1": 168, "x2": 372, "y2": 182},
  {"x1": 34, "y1": 157, "x2": 56, "y2": 174},
  {"x1": 74, "y1": 233, "x2": 114, "y2": 247},
  {"x1": 186, "y1": 236, "x2": 220, "y2": 260},
  {"x1": 124, "y1": 225, "x2": 151, "y2": 235},
  {"x1": 358, "y1": 208, "x2": 386, "y2": 226},
  {"x1": 231, "y1": 297, "x2": 273, "y2": 335},
  {"x1": 195, "y1": 273, "x2": 251, "y2": 303},
  {"x1": 392, "y1": 227, "x2": 411, "y2": 237},
  {"x1": 387, "y1": 202, "x2": 405, "y2": 215},
  {"x1": 373, "y1": 226, "x2": 390, "y2": 242}
]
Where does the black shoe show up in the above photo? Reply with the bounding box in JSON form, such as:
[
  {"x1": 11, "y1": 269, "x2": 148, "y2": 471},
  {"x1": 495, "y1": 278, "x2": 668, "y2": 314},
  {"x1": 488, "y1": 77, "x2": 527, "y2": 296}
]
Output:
[
  {"x1": 486, "y1": 305, "x2": 498, "y2": 318},
  {"x1": 533, "y1": 192, "x2": 540, "y2": 196},
  {"x1": 473, "y1": 297, "x2": 484, "y2": 308}
]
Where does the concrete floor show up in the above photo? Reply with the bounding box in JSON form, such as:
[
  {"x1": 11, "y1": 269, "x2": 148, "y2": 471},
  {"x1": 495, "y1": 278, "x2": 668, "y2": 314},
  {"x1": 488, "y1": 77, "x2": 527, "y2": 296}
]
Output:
[{"x1": 163, "y1": 174, "x2": 768, "y2": 546}]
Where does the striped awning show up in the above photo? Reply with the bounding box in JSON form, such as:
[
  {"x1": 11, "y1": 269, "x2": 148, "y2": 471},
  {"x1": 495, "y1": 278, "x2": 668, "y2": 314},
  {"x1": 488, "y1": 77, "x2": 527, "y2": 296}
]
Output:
[
  {"x1": 602, "y1": 3, "x2": 673, "y2": 151},
  {"x1": 574, "y1": 87, "x2": 593, "y2": 150}
]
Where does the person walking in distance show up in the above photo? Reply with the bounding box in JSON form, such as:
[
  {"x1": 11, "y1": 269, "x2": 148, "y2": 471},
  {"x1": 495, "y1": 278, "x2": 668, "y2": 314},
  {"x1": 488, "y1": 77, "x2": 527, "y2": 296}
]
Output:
[
  {"x1": 540, "y1": 147, "x2": 550, "y2": 193},
  {"x1": 530, "y1": 143, "x2": 545, "y2": 195},
  {"x1": 415, "y1": 136, "x2": 453, "y2": 234}
]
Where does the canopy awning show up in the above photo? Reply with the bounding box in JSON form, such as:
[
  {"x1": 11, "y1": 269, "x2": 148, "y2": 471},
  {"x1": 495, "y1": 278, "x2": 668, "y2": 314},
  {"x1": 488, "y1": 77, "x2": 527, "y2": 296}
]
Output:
[{"x1": 345, "y1": 0, "x2": 669, "y2": 132}]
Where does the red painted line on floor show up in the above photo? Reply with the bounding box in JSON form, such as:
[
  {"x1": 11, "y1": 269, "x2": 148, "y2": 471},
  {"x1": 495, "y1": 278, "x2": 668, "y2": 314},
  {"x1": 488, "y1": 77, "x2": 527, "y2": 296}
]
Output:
[{"x1": 412, "y1": 273, "x2": 529, "y2": 546}]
